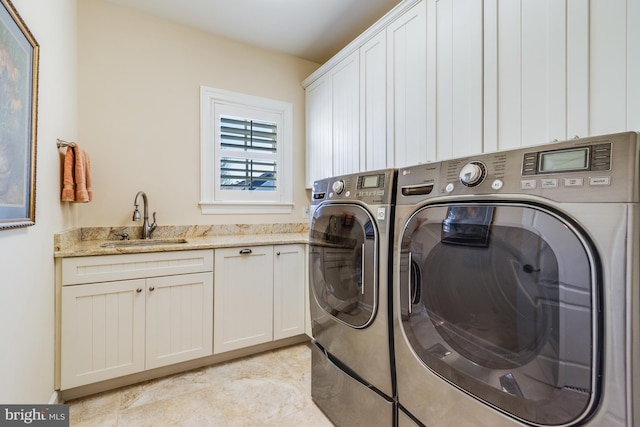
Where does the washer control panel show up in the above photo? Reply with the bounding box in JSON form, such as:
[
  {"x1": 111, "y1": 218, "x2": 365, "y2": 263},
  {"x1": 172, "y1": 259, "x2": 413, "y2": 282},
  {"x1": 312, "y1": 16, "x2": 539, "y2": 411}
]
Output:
[
  {"x1": 397, "y1": 131, "x2": 639, "y2": 204},
  {"x1": 311, "y1": 169, "x2": 395, "y2": 207}
]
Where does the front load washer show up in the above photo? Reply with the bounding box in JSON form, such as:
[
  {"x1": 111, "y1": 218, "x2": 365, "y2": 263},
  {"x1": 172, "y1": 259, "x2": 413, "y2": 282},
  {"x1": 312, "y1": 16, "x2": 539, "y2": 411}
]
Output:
[
  {"x1": 392, "y1": 132, "x2": 640, "y2": 426},
  {"x1": 309, "y1": 169, "x2": 396, "y2": 426}
]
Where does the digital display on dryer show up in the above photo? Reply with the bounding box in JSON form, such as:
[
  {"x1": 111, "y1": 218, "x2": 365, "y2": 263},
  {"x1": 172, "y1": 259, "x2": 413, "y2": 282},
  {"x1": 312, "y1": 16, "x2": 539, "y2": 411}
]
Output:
[
  {"x1": 360, "y1": 174, "x2": 382, "y2": 189},
  {"x1": 539, "y1": 148, "x2": 589, "y2": 173}
]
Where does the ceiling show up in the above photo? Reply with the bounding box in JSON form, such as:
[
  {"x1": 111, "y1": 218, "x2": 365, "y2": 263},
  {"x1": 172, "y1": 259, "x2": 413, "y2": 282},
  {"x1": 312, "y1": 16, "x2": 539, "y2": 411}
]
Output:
[{"x1": 103, "y1": 0, "x2": 404, "y2": 64}]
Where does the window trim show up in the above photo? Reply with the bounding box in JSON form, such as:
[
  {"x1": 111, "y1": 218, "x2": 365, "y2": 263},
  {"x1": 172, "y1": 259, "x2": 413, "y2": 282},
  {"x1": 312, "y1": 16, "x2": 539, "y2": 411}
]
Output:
[{"x1": 200, "y1": 86, "x2": 293, "y2": 214}]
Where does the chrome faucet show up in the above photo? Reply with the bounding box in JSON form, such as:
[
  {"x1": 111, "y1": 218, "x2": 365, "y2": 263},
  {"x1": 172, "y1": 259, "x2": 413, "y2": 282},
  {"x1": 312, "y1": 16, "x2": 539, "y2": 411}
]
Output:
[{"x1": 132, "y1": 191, "x2": 157, "y2": 239}]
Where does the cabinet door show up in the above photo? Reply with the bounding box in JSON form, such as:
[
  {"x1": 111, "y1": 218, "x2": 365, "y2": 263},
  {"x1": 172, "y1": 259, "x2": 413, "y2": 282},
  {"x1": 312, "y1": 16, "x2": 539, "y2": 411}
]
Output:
[
  {"x1": 629, "y1": 0, "x2": 640, "y2": 133},
  {"x1": 331, "y1": 50, "x2": 360, "y2": 176},
  {"x1": 214, "y1": 246, "x2": 274, "y2": 354},
  {"x1": 61, "y1": 279, "x2": 145, "y2": 389},
  {"x1": 590, "y1": 0, "x2": 631, "y2": 135},
  {"x1": 273, "y1": 244, "x2": 306, "y2": 340},
  {"x1": 145, "y1": 272, "x2": 213, "y2": 369},
  {"x1": 306, "y1": 76, "x2": 332, "y2": 187},
  {"x1": 387, "y1": 0, "x2": 430, "y2": 167},
  {"x1": 429, "y1": 0, "x2": 483, "y2": 160},
  {"x1": 360, "y1": 31, "x2": 388, "y2": 171},
  {"x1": 484, "y1": 0, "x2": 589, "y2": 150}
]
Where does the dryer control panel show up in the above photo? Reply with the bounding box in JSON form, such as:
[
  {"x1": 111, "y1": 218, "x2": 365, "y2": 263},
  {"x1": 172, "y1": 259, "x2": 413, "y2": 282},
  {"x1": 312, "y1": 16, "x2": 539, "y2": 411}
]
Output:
[{"x1": 397, "y1": 131, "x2": 639, "y2": 204}]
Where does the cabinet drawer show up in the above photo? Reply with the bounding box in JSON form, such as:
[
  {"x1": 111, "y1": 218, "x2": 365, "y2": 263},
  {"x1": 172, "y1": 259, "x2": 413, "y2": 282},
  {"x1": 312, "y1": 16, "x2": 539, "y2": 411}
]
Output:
[{"x1": 62, "y1": 250, "x2": 213, "y2": 285}]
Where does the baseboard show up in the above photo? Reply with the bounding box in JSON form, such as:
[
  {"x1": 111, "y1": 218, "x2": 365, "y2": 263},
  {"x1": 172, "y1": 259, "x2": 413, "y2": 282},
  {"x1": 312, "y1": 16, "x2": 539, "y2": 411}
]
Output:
[
  {"x1": 59, "y1": 335, "x2": 310, "y2": 401},
  {"x1": 48, "y1": 390, "x2": 62, "y2": 404}
]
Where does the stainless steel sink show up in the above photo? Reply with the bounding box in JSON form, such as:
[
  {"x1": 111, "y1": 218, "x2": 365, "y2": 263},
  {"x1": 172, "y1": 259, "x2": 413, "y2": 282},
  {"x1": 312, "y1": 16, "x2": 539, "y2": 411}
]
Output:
[{"x1": 100, "y1": 238, "x2": 188, "y2": 248}]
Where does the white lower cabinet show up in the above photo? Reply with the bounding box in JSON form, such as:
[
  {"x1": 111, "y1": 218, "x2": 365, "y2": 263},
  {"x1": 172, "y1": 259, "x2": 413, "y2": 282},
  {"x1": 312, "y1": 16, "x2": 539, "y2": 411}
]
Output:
[
  {"x1": 59, "y1": 245, "x2": 306, "y2": 389},
  {"x1": 214, "y1": 244, "x2": 306, "y2": 354},
  {"x1": 60, "y1": 250, "x2": 213, "y2": 389},
  {"x1": 145, "y1": 273, "x2": 213, "y2": 369},
  {"x1": 273, "y1": 244, "x2": 307, "y2": 340},
  {"x1": 61, "y1": 279, "x2": 146, "y2": 389}
]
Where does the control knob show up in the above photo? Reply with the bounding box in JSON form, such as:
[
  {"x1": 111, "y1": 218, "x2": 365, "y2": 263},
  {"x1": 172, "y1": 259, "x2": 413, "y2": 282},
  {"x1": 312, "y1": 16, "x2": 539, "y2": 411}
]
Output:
[
  {"x1": 332, "y1": 180, "x2": 345, "y2": 194},
  {"x1": 459, "y1": 162, "x2": 486, "y2": 187}
]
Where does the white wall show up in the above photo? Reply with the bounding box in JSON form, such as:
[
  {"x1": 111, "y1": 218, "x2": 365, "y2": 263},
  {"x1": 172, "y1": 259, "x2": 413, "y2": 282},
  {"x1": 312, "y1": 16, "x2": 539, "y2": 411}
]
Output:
[
  {"x1": 0, "y1": 0, "x2": 77, "y2": 403},
  {"x1": 0, "y1": 0, "x2": 316, "y2": 404},
  {"x1": 77, "y1": 0, "x2": 320, "y2": 227}
]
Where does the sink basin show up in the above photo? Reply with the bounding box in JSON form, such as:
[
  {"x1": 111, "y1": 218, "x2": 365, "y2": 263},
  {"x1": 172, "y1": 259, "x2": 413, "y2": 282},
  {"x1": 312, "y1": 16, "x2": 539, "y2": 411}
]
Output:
[{"x1": 100, "y1": 238, "x2": 188, "y2": 248}]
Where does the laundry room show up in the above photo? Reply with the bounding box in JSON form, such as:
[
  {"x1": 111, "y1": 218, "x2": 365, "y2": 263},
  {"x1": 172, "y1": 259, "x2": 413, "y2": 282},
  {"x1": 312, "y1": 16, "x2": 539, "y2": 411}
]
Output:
[{"x1": 1, "y1": 0, "x2": 640, "y2": 426}]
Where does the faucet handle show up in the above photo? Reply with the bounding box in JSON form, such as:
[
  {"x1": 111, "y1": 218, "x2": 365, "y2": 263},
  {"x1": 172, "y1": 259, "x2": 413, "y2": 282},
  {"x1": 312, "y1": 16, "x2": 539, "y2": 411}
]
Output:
[
  {"x1": 115, "y1": 232, "x2": 129, "y2": 241},
  {"x1": 150, "y1": 212, "x2": 157, "y2": 234}
]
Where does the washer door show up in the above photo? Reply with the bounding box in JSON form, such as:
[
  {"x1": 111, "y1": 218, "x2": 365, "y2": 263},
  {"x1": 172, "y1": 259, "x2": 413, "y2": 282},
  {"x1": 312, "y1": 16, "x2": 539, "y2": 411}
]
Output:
[
  {"x1": 399, "y1": 203, "x2": 598, "y2": 426},
  {"x1": 310, "y1": 203, "x2": 378, "y2": 328}
]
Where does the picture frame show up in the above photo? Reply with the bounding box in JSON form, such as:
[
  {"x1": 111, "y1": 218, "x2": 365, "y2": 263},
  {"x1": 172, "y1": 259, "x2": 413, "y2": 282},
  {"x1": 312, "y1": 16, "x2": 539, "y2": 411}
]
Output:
[{"x1": 0, "y1": 0, "x2": 38, "y2": 229}]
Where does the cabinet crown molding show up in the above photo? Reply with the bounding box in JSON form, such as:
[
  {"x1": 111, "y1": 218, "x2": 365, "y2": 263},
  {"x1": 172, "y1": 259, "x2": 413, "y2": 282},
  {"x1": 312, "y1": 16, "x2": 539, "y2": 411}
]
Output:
[{"x1": 302, "y1": 0, "x2": 422, "y2": 88}]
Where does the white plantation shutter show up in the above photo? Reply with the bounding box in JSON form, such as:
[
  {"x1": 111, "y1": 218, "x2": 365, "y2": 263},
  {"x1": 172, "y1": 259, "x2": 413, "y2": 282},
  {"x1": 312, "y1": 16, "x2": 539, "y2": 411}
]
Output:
[
  {"x1": 200, "y1": 86, "x2": 293, "y2": 214},
  {"x1": 219, "y1": 116, "x2": 277, "y2": 191}
]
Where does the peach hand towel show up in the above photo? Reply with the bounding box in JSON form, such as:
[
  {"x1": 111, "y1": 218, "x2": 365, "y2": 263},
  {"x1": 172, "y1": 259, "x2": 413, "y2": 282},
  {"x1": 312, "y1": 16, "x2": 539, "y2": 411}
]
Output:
[
  {"x1": 74, "y1": 146, "x2": 92, "y2": 202},
  {"x1": 61, "y1": 147, "x2": 75, "y2": 201},
  {"x1": 61, "y1": 145, "x2": 93, "y2": 203}
]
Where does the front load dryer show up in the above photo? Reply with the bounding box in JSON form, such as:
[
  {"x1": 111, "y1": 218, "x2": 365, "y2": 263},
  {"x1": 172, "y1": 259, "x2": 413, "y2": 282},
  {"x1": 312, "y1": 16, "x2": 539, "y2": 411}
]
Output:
[{"x1": 392, "y1": 132, "x2": 640, "y2": 426}]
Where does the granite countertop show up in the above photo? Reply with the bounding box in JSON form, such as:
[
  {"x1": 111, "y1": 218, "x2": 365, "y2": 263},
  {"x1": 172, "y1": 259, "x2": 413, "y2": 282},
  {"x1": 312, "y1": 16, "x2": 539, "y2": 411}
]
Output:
[{"x1": 55, "y1": 223, "x2": 309, "y2": 258}]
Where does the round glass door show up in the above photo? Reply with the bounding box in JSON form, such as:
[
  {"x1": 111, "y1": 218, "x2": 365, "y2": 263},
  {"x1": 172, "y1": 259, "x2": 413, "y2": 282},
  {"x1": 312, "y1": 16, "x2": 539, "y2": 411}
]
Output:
[
  {"x1": 309, "y1": 204, "x2": 378, "y2": 328},
  {"x1": 399, "y1": 202, "x2": 598, "y2": 426}
]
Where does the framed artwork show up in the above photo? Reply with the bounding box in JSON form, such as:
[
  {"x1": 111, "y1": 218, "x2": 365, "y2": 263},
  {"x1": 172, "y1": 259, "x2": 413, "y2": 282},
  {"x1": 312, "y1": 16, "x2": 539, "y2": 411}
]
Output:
[{"x1": 0, "y1": 0, "x2": 38, "y2": 229}]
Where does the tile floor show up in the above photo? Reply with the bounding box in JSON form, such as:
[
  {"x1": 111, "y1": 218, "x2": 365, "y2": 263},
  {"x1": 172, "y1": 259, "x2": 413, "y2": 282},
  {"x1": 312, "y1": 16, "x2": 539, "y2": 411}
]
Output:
[{"x1": 66, "y1": 342, "x2": 333, "y2": 426}]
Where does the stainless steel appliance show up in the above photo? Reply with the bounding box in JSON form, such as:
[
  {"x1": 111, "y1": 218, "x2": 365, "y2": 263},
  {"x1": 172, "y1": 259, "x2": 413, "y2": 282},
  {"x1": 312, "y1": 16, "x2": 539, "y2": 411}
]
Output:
[
  {"x1": 393, "y1": 132, "x2": 640, "y2": 426},
  {"x1": 309, "y1": 169, "x2": 396, "y2": 426}
]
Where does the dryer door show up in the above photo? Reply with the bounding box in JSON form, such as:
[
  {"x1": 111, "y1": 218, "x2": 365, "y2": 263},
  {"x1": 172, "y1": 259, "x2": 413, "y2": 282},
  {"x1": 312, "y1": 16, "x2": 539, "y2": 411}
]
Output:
[
  {"x1": 399, "y1": 202, "x2": 599, "y2": 426},
  {"x1": 310, "y1": 203, "x2": 378, "y2": 328}
]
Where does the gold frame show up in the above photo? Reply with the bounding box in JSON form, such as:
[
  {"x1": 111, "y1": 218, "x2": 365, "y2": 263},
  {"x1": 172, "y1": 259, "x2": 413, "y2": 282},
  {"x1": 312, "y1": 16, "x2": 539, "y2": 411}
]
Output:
[{"x1": 0, "y1": 0, "x2": 38, "y2": 229}]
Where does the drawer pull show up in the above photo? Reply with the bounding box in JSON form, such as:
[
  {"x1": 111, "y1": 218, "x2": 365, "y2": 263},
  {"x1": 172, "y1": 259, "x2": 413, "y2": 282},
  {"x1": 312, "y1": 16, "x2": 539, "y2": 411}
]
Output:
[{"x1": 239, "y1": 248, "x2": 252, "y2": 255}]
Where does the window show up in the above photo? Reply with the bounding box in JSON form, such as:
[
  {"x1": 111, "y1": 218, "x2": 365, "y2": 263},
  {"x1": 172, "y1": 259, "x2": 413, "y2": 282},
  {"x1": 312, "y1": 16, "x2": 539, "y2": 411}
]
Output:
[{"x1": 200, "y1": 87, "x2": 293, "y2": 214}]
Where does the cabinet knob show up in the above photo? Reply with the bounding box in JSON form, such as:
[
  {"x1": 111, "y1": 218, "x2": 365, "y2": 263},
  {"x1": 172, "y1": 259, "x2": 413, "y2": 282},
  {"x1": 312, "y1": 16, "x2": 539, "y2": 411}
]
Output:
[
  {"x1": 136, "y1": 288, "x2": 142, "y2": 293},
  {"x1": 149, "y1": 286, "x2": 155, "y2": 291},
  {"x1": 276, "y1": 252, "x2": 281, "y2": 256}
]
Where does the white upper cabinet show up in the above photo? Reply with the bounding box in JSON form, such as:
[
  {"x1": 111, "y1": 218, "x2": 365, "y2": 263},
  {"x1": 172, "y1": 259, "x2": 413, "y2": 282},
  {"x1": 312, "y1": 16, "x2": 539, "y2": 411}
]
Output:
[
  {"x1": 304, "y1": 0, "x2": 426, "y2": 184},
  {"x1": 331, "y1": 50, "x2": 361, "y2": 177},
  {"x1": 360, "y1": 31, "x2": 388, "y2": 171},
  {"x1": 590, "y1": 0, "x2": 640, "y2": 135},
  {"x1": 484, "y1": 0, "x2": 640, "y2": 148},
  {"x1": 387, "y1": 0, "x2": 429, "y2": 167},
  {"x1": 484, "y1": 0, "x2": 589, "y2": 151},
  {"x1": 305, "y1": 77, "x2": 332, "y2": 188},
  {"x1": 305, "y1": 0, "x2": 640, "y2": 179},
  {"x1": 305, "y1": 50, "x2": 360, "y2": 186},
  {"x1": 428, "y1": 0, "x2": 483, "y2": 160},
  {"x1": 628, "y1": 0, "x2": 640, "y2": 132}
]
